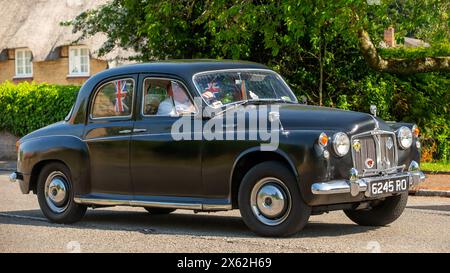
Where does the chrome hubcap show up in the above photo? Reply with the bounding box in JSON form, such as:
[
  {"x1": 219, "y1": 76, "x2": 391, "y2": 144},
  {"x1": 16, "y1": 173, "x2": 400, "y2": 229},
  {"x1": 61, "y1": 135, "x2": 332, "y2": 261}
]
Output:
[
  {"x1": 44, "y1": 171, "x2": 69, "y2": 213},
  {"x1": 250, "y1": 177, "x2": 291, "y2": 226}
]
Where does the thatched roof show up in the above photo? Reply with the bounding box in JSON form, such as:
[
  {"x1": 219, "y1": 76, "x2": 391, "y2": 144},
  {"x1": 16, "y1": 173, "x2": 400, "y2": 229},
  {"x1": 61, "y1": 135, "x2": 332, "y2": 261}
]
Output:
[{"x1": 0, "y1": 0, "x2": 133, "y2": 62}]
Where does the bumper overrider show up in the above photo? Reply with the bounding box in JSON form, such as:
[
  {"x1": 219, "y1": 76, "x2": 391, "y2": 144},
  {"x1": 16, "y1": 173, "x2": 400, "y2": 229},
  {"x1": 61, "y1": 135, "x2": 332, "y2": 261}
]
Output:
[
  {"x1": 311, "y1": 161, "x2": 425, "y2": 197},
  {"x1": 9, "y1": 171, "x2": 29, "y2": 194}
]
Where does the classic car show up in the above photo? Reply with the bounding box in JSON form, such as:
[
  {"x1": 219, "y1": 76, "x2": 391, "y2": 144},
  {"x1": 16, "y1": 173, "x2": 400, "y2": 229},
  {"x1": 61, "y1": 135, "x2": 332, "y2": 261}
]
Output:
[{"x1": 10, "y1": 60, "x2": 425, "y2": 237}]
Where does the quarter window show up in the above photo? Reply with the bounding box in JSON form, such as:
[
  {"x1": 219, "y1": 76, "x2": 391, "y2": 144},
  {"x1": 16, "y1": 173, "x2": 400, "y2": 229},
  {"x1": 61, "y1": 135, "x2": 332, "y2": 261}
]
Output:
[
  {"x1": 15, "y1": 49, "x2": 33, "y2": 77},
  {"x1": 142, "y1": 78, "x2": 196, "y2": 116},
  {"x1": 91, "y1": 79, "x2": 134, "y2": 119},
  {"x1": 69, "y1": 46, "x2": 89, "y2": 76}
]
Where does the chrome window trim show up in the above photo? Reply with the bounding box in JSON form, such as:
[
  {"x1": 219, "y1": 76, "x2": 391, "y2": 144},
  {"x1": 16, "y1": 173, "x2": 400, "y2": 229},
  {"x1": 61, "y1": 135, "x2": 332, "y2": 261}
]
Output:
[
  {"x1": 350, "y1": 129, "x2": 398, "y2": 177},
  {"x1": 89, "y1": 77, "x2": 135, "y2": 120},
  {"x1": 141, "y1": 77, "x2": 198, "y2": 118},
  {"x1": 191, "y1": 68, "x2": 298, "y2": 107}
]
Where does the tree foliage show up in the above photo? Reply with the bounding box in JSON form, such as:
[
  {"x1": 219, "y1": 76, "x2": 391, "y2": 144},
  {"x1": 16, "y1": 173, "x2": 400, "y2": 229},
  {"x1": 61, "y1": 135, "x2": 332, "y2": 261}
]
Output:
[
  {"x1": 65, "y1": 0, "x2": 449, "y2": 100},
  {"x1": 63, "y1": 0, "x2": 450, "y2": 160}
]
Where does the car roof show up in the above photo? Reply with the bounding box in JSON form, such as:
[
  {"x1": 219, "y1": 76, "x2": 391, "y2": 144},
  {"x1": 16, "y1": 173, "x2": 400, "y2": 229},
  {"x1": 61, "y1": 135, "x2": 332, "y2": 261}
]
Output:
[{"x1": 92, "y1": 59, "x2": 270, "y2": 80}]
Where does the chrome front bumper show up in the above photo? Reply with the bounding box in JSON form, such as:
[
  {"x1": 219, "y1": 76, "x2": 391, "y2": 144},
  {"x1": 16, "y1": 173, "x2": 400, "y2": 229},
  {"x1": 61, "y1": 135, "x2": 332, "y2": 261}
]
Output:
[{"x1": 311, "y1": 161, "x2": 425, "y2": 197}]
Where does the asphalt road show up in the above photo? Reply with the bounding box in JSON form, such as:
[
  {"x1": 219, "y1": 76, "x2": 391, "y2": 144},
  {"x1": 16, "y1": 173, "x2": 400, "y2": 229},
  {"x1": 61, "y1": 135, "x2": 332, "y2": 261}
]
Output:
[{"x1": 1, "y1": 171, "x2": 449, "y2": 253}]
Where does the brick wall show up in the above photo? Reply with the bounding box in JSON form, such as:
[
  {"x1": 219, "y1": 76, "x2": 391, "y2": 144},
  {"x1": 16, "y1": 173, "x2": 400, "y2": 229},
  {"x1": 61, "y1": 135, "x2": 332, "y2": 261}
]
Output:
[{"x1": 0, "y1": 57, "x2": 107, "y2": 85}]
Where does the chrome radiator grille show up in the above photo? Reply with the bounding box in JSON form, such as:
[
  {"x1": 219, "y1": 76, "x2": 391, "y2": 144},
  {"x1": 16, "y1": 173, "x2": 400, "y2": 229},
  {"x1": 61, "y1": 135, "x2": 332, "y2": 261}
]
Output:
[{"x1": 351, "y1": 131, "x2": 397, "y2": 176}]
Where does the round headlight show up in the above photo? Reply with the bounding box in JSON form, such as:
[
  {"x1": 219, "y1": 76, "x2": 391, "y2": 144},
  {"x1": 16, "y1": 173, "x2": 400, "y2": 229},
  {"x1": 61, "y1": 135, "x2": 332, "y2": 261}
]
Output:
[
  {"x1": 332, "y1": 132, "x2": 350, "y2": 157},
  {"x1": 397, "y1": 126, "x2": 413, "y2": 149}
]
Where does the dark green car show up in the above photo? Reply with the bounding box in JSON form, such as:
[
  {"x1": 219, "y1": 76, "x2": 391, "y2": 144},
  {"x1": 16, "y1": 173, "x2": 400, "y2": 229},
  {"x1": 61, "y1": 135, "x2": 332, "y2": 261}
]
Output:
[{"x1": 10, "y1": 60, "x2": 425, "y2": 237}]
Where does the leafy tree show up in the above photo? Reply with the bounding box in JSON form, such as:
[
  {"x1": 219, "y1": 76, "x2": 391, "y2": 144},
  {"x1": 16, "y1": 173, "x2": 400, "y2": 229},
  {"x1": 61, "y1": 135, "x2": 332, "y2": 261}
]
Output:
[
  {"x1": 63, "y1": 0, "x2": 450, "y2": 160},
  {"x1": 64, "y1": 0, "x2": 449, "y2": 104}
]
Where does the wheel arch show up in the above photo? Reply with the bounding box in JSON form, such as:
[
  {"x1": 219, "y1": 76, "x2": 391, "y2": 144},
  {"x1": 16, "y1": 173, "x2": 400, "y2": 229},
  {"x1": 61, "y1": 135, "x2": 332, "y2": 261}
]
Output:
[
  {"x1": 229, "y1": 147, "x2": 299, "y2": 208},
  {"x1": 29, "y1": 159, "x2": 70, "y2": 194},
  {"x1": 19, "y1": 135, "x2": 90, "y2": 195}
]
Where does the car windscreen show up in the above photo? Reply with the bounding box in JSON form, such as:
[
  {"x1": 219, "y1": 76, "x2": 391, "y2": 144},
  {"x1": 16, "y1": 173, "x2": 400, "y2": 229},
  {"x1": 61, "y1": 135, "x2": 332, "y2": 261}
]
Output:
[{"x1": 193, "y1": 70, "x2": 297, "y2": 107}]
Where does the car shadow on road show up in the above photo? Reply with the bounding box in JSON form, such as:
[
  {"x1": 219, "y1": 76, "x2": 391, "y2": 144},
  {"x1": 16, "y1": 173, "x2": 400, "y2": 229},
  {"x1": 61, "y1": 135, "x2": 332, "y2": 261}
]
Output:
[{"x1": 0, "y1": 209, "x2": 380, "y2": 238}]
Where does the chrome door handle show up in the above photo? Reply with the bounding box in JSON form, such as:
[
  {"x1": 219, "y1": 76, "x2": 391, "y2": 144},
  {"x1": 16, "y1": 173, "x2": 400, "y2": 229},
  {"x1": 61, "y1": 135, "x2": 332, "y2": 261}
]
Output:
[
  {"x1": 118, "y1": 129, "x2": 131, "y2": 134},
  {"x1": 133, "y1": 128, "x2": 147, "y2": 133}
]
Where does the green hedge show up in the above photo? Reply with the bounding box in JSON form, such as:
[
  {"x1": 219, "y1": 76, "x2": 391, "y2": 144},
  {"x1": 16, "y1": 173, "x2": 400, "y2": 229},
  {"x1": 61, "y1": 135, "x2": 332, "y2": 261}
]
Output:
[
  {"x1": 379, "y1": 43, "x2": 450, "y2": 59},
  {"x1": 334, "y1": 72, "x2": 450, "y2": 162},
  {"x1": 0, "y1": 81, "x2": 80, "y2": 136},
  {"x1": 1, "y1": 78, "x2": 448, "y2": 161}
]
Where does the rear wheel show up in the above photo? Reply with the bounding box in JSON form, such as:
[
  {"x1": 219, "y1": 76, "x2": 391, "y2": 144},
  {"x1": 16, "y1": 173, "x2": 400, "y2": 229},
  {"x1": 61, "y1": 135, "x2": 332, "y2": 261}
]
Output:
[
  {"x1": 37, "y1": 162, "x2": 87, "y2": 223},
  {"x1": 144, "y1": 207, "x2": 176, "y2": 215},
  {"x1": 344, "y1": 192, "x2": 408, "y2": 226},
  {"x1": 238, "y1": 161, "x2": 311, "y2": 237}
]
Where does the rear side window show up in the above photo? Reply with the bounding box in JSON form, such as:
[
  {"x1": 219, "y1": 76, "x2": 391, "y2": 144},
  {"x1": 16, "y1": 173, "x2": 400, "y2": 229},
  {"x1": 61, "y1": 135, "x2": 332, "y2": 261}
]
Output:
[{"x1": 91, "y1": 78, "x2": 134, "y2": 119}]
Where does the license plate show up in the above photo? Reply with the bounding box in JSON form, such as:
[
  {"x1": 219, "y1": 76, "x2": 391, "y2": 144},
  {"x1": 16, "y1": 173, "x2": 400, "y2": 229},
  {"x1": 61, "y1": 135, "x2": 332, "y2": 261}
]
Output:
[{"x1": 369, "y1": 176, "x2": 409, "y2": 196}]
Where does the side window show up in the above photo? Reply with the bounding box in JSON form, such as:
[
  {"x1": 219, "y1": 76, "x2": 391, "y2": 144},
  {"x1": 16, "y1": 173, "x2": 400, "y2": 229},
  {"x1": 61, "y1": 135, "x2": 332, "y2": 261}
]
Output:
[
  {"x1": 142, "y1": 78, "x2": 195, "y2": 116},
  {"x1": 91, "y1": 78, "x2": 134, "y2": 119}
]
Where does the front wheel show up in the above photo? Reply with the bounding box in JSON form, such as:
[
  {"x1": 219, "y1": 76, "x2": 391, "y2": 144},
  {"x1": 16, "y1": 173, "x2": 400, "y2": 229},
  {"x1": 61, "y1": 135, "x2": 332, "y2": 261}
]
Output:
[
  {"x1": 238, "y1": 161, "x2": 311, "y2": 237},
  {"x1": 37, "y1": 162, "x2": 87, "y2": 223},
  {"x1": 344, "y1": 192, "x2": 408, "y2": 226}
]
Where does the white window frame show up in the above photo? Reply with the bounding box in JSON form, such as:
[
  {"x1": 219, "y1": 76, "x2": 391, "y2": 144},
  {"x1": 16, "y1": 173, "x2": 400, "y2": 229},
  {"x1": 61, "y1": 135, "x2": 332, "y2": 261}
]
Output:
[
  {"x1": 68, "y1": 46, "x2": 90, "y2": 77},
  {"x1": 15, "y1": 48, "x2": 33, "y2": 78}
]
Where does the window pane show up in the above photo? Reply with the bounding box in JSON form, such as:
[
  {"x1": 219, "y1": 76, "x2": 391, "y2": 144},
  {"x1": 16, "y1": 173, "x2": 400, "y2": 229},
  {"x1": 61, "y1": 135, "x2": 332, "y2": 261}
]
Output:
[
  {"x1": 24, "y1": 51, "x2": 32, "y2": 73},
  {"x1": 143, "y1": 78, "x2": 195, "y2": 116},
  {"x1": 17, "y1": 67, "x2": 23, "y2": 75},
  {"x1": 69, "y1": 48, "x2": 89, "y2": 75},
  {"x1": 80, "y1": 48, "x2": 88, "y2": 56},
  {"x1": 71, "y1": 64, "x2": 79, "y2": 73},
  {"x1": 80, "y1": 56, "x2": 87, "y2": 65},
  {"x1": 92, "y1": 79, "x2": 134, "y2": 118},
  {"x1": 193, "y1": 70, "x2": 296, "y2": 107}
]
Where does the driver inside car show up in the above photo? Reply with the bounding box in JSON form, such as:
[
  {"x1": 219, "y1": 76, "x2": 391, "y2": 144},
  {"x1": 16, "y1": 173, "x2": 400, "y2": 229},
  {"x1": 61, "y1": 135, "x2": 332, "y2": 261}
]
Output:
[{"x1": 157, "y1": 81, "x2": 196, "y2": 116}]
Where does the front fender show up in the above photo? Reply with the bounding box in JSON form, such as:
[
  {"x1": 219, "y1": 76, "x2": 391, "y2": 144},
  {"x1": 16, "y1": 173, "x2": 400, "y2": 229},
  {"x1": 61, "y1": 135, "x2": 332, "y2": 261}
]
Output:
[{"x1": 17, "y1": 135, "x2": 90, "y2": 194}]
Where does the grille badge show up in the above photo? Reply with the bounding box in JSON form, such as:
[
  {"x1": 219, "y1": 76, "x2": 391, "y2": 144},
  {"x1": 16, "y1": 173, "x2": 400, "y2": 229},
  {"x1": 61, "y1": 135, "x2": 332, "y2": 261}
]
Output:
[
  {"x1": 365, "y1": 158, "x2": 375, "y2": 169},
  {"x1": 352, "y1": 140, "x2": 361, "y2": 152},
  {"x1": 386, "y1": 137, "x2": 393, "y2": 150}
]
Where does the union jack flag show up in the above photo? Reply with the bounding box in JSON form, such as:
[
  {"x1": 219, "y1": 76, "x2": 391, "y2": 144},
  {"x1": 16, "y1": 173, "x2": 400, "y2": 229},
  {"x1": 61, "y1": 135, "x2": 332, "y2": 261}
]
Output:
[
  {"x1": 114, "y1": 80, "x2": 128, "y2": 112},
  {"x1": 205, "y1": 82, "x2": 220, "y2": 93}
]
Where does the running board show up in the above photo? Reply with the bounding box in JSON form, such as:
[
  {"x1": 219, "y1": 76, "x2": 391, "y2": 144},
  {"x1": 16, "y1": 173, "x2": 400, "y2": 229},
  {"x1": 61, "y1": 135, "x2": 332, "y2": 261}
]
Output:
[{"x1": 74, "y1": 195, "x2": 232, "y2": 211}]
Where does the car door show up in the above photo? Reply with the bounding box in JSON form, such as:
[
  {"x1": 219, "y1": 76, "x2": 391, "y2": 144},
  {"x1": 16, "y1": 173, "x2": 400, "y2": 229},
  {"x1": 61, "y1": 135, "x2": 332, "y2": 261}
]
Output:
[
  {"x1": 130, "y1": 75, "x2": 203, "y2": 199},
  {"x1": 83, "y1": 75, "x2": 137, "y2": 195}
]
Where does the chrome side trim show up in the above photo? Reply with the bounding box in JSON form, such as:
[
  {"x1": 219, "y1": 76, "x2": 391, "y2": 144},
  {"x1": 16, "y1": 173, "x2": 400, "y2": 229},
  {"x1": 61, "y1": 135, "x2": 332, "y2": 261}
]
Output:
[
  {"x1": 130, "y1": 200, "x2": 202, "y2": 210},
  {"x1": 202, "y1": 204, "x2": 233, "y2": 211},
  {"x1": 73, "y1": 197, "x2": 231, "y2": 211},
  {"x1": 73, "y1": 198, "x2": 129, "y2": 206}
]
